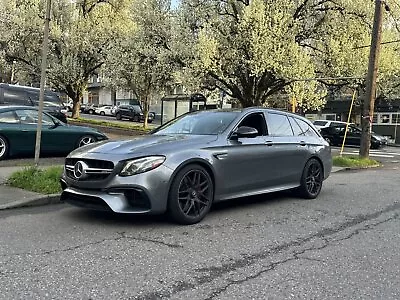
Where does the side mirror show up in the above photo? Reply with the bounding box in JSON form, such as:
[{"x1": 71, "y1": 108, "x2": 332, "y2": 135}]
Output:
[{"x1": 231, "y1": 126, "x2": 258, "y2": 140}]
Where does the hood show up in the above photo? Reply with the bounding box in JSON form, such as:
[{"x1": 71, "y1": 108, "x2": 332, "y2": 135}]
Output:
[
  {"x1": 72, "y1": 134, "x2": 218, "y2": 156},
  {"x1": 372, "y1": 132, "x2": 387, "y2": 141}
]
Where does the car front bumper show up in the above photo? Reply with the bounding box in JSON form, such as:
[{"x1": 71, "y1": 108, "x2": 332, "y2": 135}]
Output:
[{"x1": 60, "y1": 164, "x2": 174, "y2": 214}]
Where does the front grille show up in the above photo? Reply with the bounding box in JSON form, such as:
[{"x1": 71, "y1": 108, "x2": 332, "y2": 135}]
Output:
[
  {"x1": 65, "y1": 158, "x2": 114, "y2": 181},
  {"x1": 61, "y1": 191, "x2": 111, "y2": 211}
]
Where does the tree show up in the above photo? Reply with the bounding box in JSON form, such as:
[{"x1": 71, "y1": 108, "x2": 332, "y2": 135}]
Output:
[
  {"x1": 104, "y1": 0, "x2": 175, "y2": 128},
  {"x1": 0, "y1": 0, "x2": 131, "y2": 118},
  {"x1": 175, "y1": 0, "x2": 400, "y2": 110}
]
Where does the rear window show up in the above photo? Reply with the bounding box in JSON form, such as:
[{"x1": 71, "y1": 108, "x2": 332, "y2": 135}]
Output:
[{"x1": 313, "y1": 120, "x2": 328, "y2": 126}]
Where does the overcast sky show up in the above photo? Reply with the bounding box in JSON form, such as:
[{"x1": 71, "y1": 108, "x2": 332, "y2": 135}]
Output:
[{"x1": 171, "y1": 0, "x2": 179, "y2": 8}]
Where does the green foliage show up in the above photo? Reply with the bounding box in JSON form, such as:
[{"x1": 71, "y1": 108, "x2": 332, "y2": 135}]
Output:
[
  {"x1": 104, "y1": 0, "x2": 175, "y2": 127},
  {"x1": 333, "y1": 155, "x2": 379, "y2": 168},
  {"x1": 7, "y1": 166, "x2": 63, "y2": 194}
]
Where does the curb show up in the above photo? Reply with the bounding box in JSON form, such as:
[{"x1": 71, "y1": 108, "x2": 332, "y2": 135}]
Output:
[{"x1": 0, "y1": 194, "x2": 61, "y2": 210}]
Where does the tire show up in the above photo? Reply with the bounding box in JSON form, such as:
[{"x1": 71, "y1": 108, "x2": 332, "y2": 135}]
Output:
[
  {"x1": 100, "y1": 111, "x2": 105, "y2": 116},
  {"x1": 168, "y1": 164, "x2": 214, "y2": 225},
  {"x1": 297, "y1": 158, "x2": 323, "y2": 199},
  {"x1": 76, "y1": 135, "x2": 96, "y2": 148},
  {"x1": 148, "y1": 120, "x2": 153, "y2": 124},
  {"x1": 89, "y1": 109, "x2": 94, "y2": 115},
  {"x1": 134, "y1": 115, "x2": 140, "y2": 122},
  {"x1": 116, "y1": 113, "x2": 122, "y2": 120},
  {"x1": 0, "y1": 135, "x2": 9, "y2": 160}
]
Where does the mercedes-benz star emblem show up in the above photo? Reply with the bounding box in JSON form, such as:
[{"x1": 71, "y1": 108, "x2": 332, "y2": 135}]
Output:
[{"x1": 73, "y1": 161, "x2": 89, "y2": 180}]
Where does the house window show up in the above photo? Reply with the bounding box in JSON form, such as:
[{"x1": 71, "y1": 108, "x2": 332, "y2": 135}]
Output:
[
  {"x1": 325, "y1": 114, "x2": 336, "y2": 121},
  {"x1": 392, "y1": 114, "x2": 400, "y2": 124},
  {"x1": 380, "y1": 114, "x2": 390, "y2": 124},
  {"x1": 88, "y1": 92, "x2": 99, "y2": 105}
]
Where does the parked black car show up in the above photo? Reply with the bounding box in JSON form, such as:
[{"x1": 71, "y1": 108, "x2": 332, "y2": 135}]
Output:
[
  {"x1": 0, "y1": 83, "x2": 67, "y2": 123},
  {"x1": 320, "y1": 124, "x2": 388, "y2": 149},
  {"x1": 115, "y1": 105, "x2": 154, "y2": 123}
]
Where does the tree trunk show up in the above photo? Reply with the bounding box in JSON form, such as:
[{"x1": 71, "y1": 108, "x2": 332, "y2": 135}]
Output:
[{"x1": 71, "y1": 98, "x2": 81, "y2": 118}]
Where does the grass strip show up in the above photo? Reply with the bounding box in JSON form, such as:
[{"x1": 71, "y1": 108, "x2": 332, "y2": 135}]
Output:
[
  {"x1": 7, "y1": 166, "x2": 63, "y2": 194},
  {"x1": 69, "y1": 117, "x2": 154, "y2": 132},
  {"x1": 332, "y1": 155, "x2": 379, "y2": 168}
]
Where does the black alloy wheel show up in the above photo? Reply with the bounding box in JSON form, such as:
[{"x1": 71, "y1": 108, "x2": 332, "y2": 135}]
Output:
[
  {"x1": 298, "y1": 158, "x2": 323, "y2": 199},
  {"x1": 116, "y1": 113, "x2": 122, "y2": 120},
  {"x1": 168, "y1": 164, "x2": 214, "y2": 224}
]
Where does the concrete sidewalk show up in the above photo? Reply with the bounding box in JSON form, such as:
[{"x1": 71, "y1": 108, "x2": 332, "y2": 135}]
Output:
[
  {"x1": 0, "y1": 166, "x2": 61, "y2": 210},
  {"x1": 0, "y1": 165, "x2": 347, "y2": 211}
]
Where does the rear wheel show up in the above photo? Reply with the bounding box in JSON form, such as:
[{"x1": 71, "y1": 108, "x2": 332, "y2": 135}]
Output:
[
  {"x1": 77, "y1": 135, "x2": 96, "y2": 148},
  {"x1": 168, "y1": 164, "x2": 214, "y2": 224},
  {"x1": 0, "y1": 135, "x2": 9, "y2": 160},
  {"x1": 88, "y1": 109, "x2": 94, "y2": 114},
  {"x1": 100, "y1": 111, "x2": 105, "y2": 116},
  {"x1": 298, "y1": 158, "x2": 323, "y2": 199},
  {"x1": 116, "y1": 113, "x2": 122, "y2": 120}
]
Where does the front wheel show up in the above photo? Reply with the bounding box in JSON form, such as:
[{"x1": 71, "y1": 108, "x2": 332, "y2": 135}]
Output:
[
  {"x1": 0, "y1": 135, "x2": 9, "y2": 160},
  {"x1": 297, "y1": 158, "x2": 323, "y2": 199},
  {"x1": 168, "y1": 164, "x2": 214, "y2": 224},
  {"x1": 77, "y1": 135, "x2": 96, "y2": 148},
  {"x1": 116, "y1": 113, "x2": 122, "y2": 120},
  {"x1": 100, "y1": 111, "x2": 105, "y2": 116}
]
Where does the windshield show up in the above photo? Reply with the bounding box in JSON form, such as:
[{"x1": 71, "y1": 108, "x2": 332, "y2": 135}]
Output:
[{"x1": 154, "y1": 111, "x2": 239, "y2": 135}]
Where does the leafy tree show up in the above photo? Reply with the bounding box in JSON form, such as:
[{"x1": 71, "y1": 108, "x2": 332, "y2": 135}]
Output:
[
  {"x1": 104, "y1": 0, "x2": 175, "y2": 128},
  {"x1": 0, "y1": 0, "x2": 131, "y2": 118},
  {"x1": 175, "y1": 0, "x2": 400, "y2": 111}
]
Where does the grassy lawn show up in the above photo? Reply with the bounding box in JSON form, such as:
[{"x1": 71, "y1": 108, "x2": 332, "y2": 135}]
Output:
[
  {"x1": 69, "y1": 117, "x2": 154, "y2": 132},
  {"x1": 333, "y1": 155, "x2": 380, "y2": 168},
  {"x1": 7, "y1": 166, "x2": 63, "y2": 194}
]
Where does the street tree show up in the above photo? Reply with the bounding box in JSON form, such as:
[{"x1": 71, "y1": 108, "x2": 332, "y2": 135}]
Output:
[
  {"x1": 176, "y1": 0, "x2": 400, "y2": 111},
  {"x1": 0, "y1": 0, "x2": 131, "y2": 118},
  {"x1": 104, "y1": 0, "x2": 175, "y2": 128}
]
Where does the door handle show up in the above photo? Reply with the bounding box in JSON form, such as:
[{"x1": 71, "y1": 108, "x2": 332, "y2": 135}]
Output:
[
  {"x1": 299, "y1": 141, "x2": 306, "y2": 146},
  {"x1": 265, "y1": 140, "x2": 273, "y2": 146}
]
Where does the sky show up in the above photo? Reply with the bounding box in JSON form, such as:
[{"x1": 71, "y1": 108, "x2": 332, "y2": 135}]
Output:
[{"x1": 171, "y1": 0, "x2": 180, "y2": 9}]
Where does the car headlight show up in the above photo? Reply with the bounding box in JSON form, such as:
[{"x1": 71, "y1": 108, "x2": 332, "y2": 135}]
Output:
[{"x1": 120, "y1": 156, "x2": 166, "y2": 176}]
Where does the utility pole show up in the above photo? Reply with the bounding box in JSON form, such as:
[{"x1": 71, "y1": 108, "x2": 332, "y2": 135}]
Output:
[
  {"x1": 360, "y1": 0, "x2": 384, "y2": 158},
  {"x1": 34, "y1": 0, "x2": 52, "y2": 166}
]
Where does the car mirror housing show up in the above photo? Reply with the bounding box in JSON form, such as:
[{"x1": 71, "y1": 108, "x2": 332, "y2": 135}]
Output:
[{"x1": 231, "y1": 126, "x2": 258, "y2": 140}]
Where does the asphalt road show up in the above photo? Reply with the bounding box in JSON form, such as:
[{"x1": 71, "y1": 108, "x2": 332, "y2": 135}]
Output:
[{"x1": 1, "y1": 167, "x2": 399, "y2": 299}]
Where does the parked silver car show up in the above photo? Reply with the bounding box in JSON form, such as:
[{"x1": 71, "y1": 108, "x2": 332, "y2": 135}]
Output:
[{"x1": 60, "y1": 108, "x2": 332, "y2": 224}]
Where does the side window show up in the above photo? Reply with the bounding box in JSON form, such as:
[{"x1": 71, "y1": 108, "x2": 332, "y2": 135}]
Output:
[
  {"x1": 288, "y1": 117, "x2": 304, "y2": 136},
  {"x1": 3, "y1": 89, "x2": 30, "y2": 106},
  {"x1": 237, "y1": 113, "x2": 267, "y2": 136},
  {"x1": 294, "y1": 118, "x2": 320, "y2": 137},
  {"x1": 15, "y1": 110, "x2": 54, "y2": 125},
  {"x1": 0, "y1": 111, "x2": 19, "y2": 123},
  {"x1": 267, "y1": 113, "x2": 293, "y2": 136}
]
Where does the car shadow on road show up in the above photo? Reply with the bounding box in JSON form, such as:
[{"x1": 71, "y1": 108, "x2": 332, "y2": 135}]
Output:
[{"x1": 61, "y1": 190, "x2": 298, "y2": 227}]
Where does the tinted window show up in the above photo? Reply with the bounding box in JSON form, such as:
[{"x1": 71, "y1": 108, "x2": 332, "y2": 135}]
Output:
[
  {"x1": 155, "y1": 111, "x2": 239, "y2": 135},
  {"x1": 237, "y1": 113, "x2": 266, "y2": 136},
  {"x1": 295, "y1": 118, "x2": 320, "y2": 137},
  {"x1": 267, "y1": 113, "x2": 293, "y2": 136},
  {"x1": 3, "y1": 89, "x2": 30, "y2": 106},
  {"x1": 313, "y1": 120, "x2": 328, "y2": 126},
  {"x1": 0, "y1": 111, "x2": 19, "y2": 123},
  {"x1": 15, "y1": 109, "x2": 54, "y2": 125}
]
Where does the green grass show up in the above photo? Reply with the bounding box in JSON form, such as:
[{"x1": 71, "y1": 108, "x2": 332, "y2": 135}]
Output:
[
  {"x1": 333, "y1": 155, "x2": 380, "y2": 168},
  {"x1": 69, "y1": 117, "x2": 154, "y2": 132},
  {"x1": 7, "y1": 166, "x2": 63, "y2": 194}
]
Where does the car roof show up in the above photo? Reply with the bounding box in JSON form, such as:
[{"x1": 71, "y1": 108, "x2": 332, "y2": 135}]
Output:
[{"x1": 0, "y1": 105, "x2": 38, "y2": 111}]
